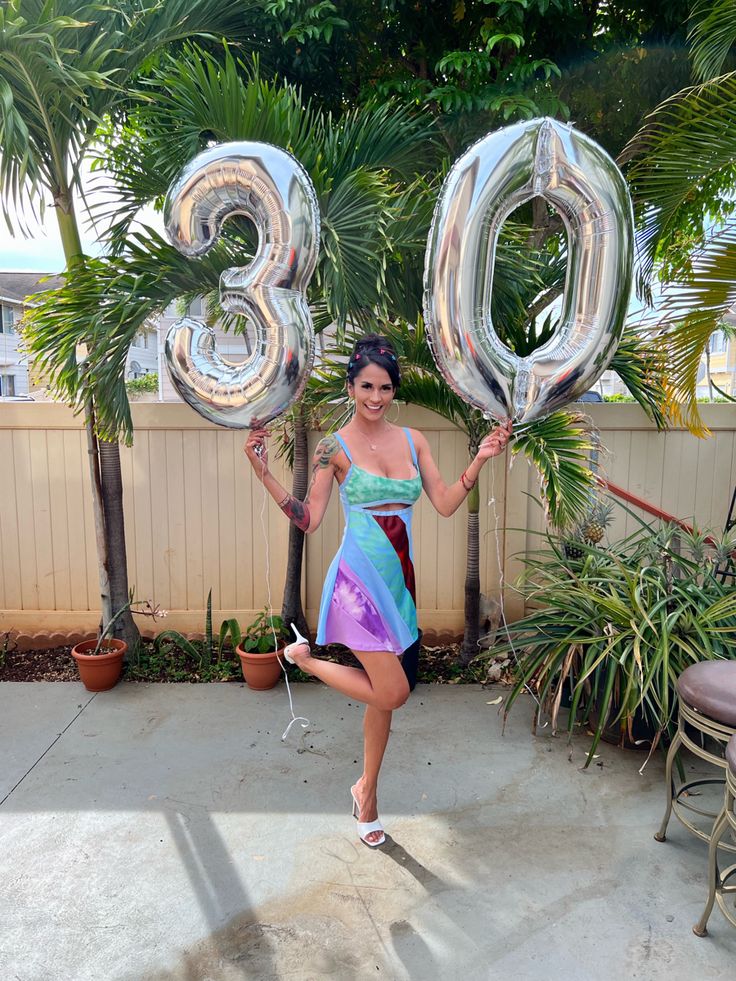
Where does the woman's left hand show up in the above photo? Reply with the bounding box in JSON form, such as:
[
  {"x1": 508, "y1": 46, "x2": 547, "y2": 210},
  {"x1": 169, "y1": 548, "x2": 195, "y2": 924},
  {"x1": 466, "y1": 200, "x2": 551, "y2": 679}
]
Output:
[{"x1": 477, "y1": 419, "x2": 513, "y2": 460}]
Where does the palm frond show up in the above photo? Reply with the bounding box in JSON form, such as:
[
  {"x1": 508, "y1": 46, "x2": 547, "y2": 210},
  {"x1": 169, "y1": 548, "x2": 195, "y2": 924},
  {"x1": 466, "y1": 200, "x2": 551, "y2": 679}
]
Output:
[
  {"x1": 622, "y1": 73, "x2": 736, "y2": 291},
  {"x1": 382, "y1": 176, "x2": 437, "y2": 324},
  {"x1": 318, "y1": 168, "x2": 394, "y2": 330},
  {"x1": 491, "y1": 220, "x2": 567, "y2": 354},
  {"x1": 94, "y1": 45, "x2": 326, "y2": 251},
  {"x1": 689, "y1": 0, "x2": 736, "y2": 82},
  {"x1": 512, "y1": 412, "x2": 597, "y2": 529},
  {"x1": 609, "y1": 327, "x2": 669, "y2": 428},
  {"x1": 321, "y1": 100, "x2": 438, "y2": 183},
  {"x1": 651, "y1": 222, "x2": 736, "y2": 431},
  {"x1": 0, "y1": 1, "x2": 259, "y2": 232}
]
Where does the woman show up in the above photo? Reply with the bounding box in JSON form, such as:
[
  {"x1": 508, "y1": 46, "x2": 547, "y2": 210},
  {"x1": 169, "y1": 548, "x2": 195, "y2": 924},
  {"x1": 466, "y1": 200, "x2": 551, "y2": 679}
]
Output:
[{"x1": 244, "y1": 334, "x2": 511, "y2": 846}]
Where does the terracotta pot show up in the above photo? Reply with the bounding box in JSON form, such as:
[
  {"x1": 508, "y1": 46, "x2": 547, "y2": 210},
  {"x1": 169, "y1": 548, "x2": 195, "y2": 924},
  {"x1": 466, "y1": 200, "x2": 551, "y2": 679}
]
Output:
[
  {"x1": 236, "y1": 643, "x2": 284, "y2": 691},
  {"x1": 71, "y1": 638, "x2": 127, "y2": 692}
]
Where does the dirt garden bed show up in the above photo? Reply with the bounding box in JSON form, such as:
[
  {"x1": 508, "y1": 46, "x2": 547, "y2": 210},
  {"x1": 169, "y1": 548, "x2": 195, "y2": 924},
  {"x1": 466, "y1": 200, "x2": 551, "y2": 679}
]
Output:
[{"x1": 0, "y1": 638, "x2": 512, "y2": 685}]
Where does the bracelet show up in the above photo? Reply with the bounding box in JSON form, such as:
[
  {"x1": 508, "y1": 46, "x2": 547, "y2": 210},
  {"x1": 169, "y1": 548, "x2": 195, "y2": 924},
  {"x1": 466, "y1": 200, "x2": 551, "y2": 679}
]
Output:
[{"x1": 460, "y1": 469, "x2": 476, "y2": 491}]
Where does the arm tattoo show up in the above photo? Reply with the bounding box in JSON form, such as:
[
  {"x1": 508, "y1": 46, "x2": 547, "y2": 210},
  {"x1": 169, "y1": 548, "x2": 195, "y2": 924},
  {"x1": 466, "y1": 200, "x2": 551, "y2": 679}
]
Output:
[
  {"x1": 314, "y1": 433, "x2": 339, "y2": 471},
  {"x1": 278, "y1": 435, "x2": 337, "y2": 532},
  {"x1": 278, "y1": 494, "x2": 311, "y2": 532}
]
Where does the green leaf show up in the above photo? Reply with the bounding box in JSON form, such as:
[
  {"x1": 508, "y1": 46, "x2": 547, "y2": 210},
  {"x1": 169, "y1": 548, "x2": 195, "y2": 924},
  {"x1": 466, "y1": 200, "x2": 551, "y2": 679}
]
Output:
[
  {"x1": 689, "y1": 0, "x2": 736, "y2": 82},
  {"x1": 155, "y1": 629, "x2": 202, "y2": 663},
  {"x1": 486, "y1": 32, "x2": 524, "y2": 51}
]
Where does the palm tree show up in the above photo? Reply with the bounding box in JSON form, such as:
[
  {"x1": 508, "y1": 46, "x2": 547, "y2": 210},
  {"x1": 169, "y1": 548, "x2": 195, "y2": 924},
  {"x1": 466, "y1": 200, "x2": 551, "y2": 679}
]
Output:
[
  {"x1": 0, "y1": 0, "x2": 258, "y2": 647},
  {"x1": 621, "y1": 0, "x2": 736, "y2": 432},
  {"x1": 23, "y1": 44, "x2": 437, "y2": 637}
]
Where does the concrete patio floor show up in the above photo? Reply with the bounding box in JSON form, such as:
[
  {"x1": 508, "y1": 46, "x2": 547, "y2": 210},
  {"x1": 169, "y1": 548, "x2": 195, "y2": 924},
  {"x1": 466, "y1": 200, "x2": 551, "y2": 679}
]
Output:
[{"x1": 1, "y1": 680, "x2": 735, "y2": 981}]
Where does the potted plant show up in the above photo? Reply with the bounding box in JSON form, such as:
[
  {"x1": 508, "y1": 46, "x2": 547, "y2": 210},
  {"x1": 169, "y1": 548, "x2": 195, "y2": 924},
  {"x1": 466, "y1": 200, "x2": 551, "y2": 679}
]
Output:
[
  {"x1": 146, "y1": 589, "x2": 242, "y2": 682},
  {"x1": 72, "y1": 635, "x2": 128, "y2": 692},
  {"x1": 236, "y1": 609, "x2": 292, "y2": 691},
  {"x1": 72, "y1": 596, "x2": 166, "y2": 692},
  {"x1": 497, "y1": 517, "x2": 736, "y2": 766}
]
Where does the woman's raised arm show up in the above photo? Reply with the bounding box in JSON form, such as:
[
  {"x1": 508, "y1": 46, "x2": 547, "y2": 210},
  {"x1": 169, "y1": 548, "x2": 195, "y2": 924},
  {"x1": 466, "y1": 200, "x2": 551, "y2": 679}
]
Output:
[
  {"x1": 411, "y1": 422, "x2": 512, "y2": 517},
  {"x1": 243, "y1": 431, "x2": 341, "y2": 533}
]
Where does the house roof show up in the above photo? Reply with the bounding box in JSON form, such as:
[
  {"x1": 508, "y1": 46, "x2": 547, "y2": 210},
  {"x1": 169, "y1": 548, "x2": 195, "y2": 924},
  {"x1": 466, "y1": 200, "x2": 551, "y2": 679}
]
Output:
[{"x1": 0, "y1": 271, "x2": 65, "y2": 304}]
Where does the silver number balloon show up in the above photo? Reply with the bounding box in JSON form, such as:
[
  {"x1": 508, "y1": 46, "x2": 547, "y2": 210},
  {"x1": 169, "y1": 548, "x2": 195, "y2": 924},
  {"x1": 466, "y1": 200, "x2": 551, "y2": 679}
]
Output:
[
  {"x1": 164, "y1": 141, "x2": 320, "y2": 429},
  {"x1": 423, "y1": 117, "x2": 633, "y2": 424}
]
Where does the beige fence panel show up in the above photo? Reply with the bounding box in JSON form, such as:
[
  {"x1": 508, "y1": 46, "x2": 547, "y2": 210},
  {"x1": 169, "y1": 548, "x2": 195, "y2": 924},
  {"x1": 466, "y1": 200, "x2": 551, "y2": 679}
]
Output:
[{"x1": 0, "y1": 402, "x2": 733, "y2": 640}]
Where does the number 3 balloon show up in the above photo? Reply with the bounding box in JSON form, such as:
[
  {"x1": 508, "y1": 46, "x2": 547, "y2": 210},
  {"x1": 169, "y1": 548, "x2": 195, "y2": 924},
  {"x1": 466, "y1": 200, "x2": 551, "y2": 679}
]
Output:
[
  {"x1": 423, "y1": 117, "x2": 634, "y2": 424},
  {"x1": 163, "y1": 141, "x2": 320, "y2": 429}
]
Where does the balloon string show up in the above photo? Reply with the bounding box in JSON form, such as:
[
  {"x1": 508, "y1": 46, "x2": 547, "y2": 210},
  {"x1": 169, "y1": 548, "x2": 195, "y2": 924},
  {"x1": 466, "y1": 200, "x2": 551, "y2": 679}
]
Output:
[
  {"x1": 487, "y1": 458, "x2": 541, "y2": 710},
  {"x1": 258, "y1": 456, "x2": 311, "y2": 741}
]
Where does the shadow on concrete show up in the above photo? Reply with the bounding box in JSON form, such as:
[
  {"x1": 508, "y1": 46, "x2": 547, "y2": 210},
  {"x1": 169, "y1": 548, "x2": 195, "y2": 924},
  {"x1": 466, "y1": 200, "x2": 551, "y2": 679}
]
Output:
[{"x1": 2, "y1": 682, "x2": 736, "y2": 980}]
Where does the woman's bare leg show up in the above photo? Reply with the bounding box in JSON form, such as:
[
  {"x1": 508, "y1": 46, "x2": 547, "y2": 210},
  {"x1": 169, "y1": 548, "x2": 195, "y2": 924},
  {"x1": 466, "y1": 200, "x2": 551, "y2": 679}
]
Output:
[
  {"x1": 351, "y1": 651, "x2": 407, "y2": 844},
  {"x1": 352, "y1": 705, "x2": 392, "y2": 844},
  {"x1": 287, "y1": 646, "x2": 408, "y2": 844},
  {"x1": 287, "y1": 646, "x2": 408, "y2": 712}
]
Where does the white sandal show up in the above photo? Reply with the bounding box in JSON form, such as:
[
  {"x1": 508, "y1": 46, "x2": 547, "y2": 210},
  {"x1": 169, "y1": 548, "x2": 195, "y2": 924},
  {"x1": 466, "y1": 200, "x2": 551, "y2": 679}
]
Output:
[
  {"x1": 283, "y1": 624, "x2": 310, "y2": 664},
  {"x1": 351, "y1": 784, "x2": 386, "y2": 847}
]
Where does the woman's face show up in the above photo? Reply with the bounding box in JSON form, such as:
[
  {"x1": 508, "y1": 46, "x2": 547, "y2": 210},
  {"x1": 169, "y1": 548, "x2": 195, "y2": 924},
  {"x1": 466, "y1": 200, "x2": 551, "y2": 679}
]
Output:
[{"x1": 348, "y1": 361, "x2": 395, "y2": 423}]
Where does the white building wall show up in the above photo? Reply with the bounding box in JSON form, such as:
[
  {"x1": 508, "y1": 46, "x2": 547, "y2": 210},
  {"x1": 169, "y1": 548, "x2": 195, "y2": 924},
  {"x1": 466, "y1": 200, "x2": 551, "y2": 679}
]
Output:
[
  {"x1": 0, "y1": 298, "x2": 29, "y2": 396},
  {"x1": 0, "y1": 277, "x2": 159, "y2": 399},
  {"x1": 127, "y1": 327, "x2": 159, "y2": 379}
]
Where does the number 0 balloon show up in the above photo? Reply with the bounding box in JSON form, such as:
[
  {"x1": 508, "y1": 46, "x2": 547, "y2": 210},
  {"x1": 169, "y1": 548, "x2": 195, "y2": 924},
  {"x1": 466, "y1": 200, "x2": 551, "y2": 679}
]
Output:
[
  {"x1": 423, "y1": 117, "x2": 634, "y2": 424},
  {"x1": 164, "y1": 141, "x2": 320, "y2": 429}
]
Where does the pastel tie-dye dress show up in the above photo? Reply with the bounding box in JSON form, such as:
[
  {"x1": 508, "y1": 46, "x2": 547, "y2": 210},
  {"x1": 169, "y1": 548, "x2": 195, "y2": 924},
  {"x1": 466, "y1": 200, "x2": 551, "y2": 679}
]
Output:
[{"x1": 316, "y1": 429, "x2": 422, "y2": 654}]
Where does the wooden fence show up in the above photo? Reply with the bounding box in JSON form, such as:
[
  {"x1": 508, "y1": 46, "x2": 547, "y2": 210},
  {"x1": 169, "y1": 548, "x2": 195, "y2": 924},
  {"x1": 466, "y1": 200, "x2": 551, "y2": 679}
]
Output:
[{"x1": 0, "y1": 402, "x2": 733, "y2": 642}]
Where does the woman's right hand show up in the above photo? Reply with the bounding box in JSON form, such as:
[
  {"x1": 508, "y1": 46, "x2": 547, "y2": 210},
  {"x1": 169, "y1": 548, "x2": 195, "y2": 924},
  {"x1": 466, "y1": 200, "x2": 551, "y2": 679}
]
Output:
[{"x1": 244, "y1": 428, "x2": 270, "y2": 475}]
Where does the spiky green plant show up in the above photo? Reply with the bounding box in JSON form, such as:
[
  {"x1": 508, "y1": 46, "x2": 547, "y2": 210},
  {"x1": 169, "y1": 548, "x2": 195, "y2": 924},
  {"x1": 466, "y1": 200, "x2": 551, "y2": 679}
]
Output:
[
  {"x1": 154, "y1": 589, "x2": 243, "y2": 669},
  {"x1": 500, "y1": 518, "x2": 736, "y2": 766}
]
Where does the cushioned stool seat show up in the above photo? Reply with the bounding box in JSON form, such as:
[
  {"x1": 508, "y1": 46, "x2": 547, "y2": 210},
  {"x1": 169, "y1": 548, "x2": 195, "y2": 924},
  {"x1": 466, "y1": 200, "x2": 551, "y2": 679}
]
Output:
[
  {"x1": 655, "y1": 660, "x2": 736, "y2": 848},
  {"x1": 678, "y1": 662, "x2": 736, "y2": 727},
  {"x1": 693, "y1": 734, "x2": 736, "y2": 937}
]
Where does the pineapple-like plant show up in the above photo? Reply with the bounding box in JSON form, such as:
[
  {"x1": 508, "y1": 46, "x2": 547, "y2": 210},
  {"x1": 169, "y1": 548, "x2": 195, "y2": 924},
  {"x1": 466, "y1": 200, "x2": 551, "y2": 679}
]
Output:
[
  {"x1": 563, "y1": 498, "x2": 615, "y2": 559},
  {"x1": 499, "y1": 519, "x2": 736, "y2": 766}
]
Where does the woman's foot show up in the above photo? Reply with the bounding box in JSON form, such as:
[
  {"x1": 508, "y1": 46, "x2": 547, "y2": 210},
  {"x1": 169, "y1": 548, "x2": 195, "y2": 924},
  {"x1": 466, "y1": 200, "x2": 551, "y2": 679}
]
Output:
[
  {"x1": 283, "y1": 641, "x2": 310, "y2": 665},
  {"x1": 350, "y1": 779, "x2": 385, "y2": 846},
  {"x1": 283, "y1": 625, "x2": 312, "y2": 667}
]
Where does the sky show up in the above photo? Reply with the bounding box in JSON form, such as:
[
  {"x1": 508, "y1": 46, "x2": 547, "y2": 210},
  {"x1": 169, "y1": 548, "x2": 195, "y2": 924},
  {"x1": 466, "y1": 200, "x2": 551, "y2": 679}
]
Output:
[
  {"x1": 0, "y1": 216, "x2": 95, "y2": 273},
  {"x1": 0, "y1": 161, "x2": 163, "y2": 273}
]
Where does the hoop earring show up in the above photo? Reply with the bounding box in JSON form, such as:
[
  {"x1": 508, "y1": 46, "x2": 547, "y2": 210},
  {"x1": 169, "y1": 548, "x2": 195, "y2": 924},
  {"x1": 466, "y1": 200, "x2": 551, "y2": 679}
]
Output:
[{"x1": 388, "y1": 401, "x2": 400, "y2": 424}]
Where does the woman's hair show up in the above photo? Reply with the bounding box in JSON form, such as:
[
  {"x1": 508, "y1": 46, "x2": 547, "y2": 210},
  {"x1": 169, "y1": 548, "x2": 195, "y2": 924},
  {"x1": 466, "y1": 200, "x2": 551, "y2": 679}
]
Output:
[{"x1": 346, "y1": 334, "x2": 401, "y2": 389}]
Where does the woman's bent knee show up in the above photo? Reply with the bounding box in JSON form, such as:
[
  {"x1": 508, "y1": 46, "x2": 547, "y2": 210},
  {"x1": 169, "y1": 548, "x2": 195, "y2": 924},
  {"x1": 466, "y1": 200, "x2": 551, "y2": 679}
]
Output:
[{"x1": 378, "y1": 682, "x2": 410, "y2": 711}]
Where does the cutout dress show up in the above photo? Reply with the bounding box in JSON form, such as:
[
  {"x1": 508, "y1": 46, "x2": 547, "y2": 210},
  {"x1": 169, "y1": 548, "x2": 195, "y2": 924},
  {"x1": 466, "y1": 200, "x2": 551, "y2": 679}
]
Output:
[{"x1": 316, "y1": 429, "x2": 422, "y2": 654}]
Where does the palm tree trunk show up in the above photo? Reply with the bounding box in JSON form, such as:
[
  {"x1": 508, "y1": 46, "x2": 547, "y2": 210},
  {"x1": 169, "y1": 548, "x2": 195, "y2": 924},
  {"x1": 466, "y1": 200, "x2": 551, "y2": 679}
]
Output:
[
  {"x1": 281, "y1": 406, "x2": 310, "y2": 638},
  {"x1": 460, "y1": 483, "x2": 481, "y2": 664},
  {"x1": 98, "y1": 436, "x2": 140, "y2": 651},
  {"x1": 57, "y1": 206, "x2": 138, "y2": 650},
  {"x1": 55, "y1": 195, "x2": 84, "y2": 263},
  {"x1": 85, "y1": 400, "x2": 112, "y2": 630}
]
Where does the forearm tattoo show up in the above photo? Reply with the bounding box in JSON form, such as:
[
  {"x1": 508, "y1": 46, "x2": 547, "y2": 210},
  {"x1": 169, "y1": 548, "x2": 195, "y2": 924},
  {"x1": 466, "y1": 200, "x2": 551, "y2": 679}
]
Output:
[{"x1": 278, "y1": 494, "x2": 311, "y2": 532}]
